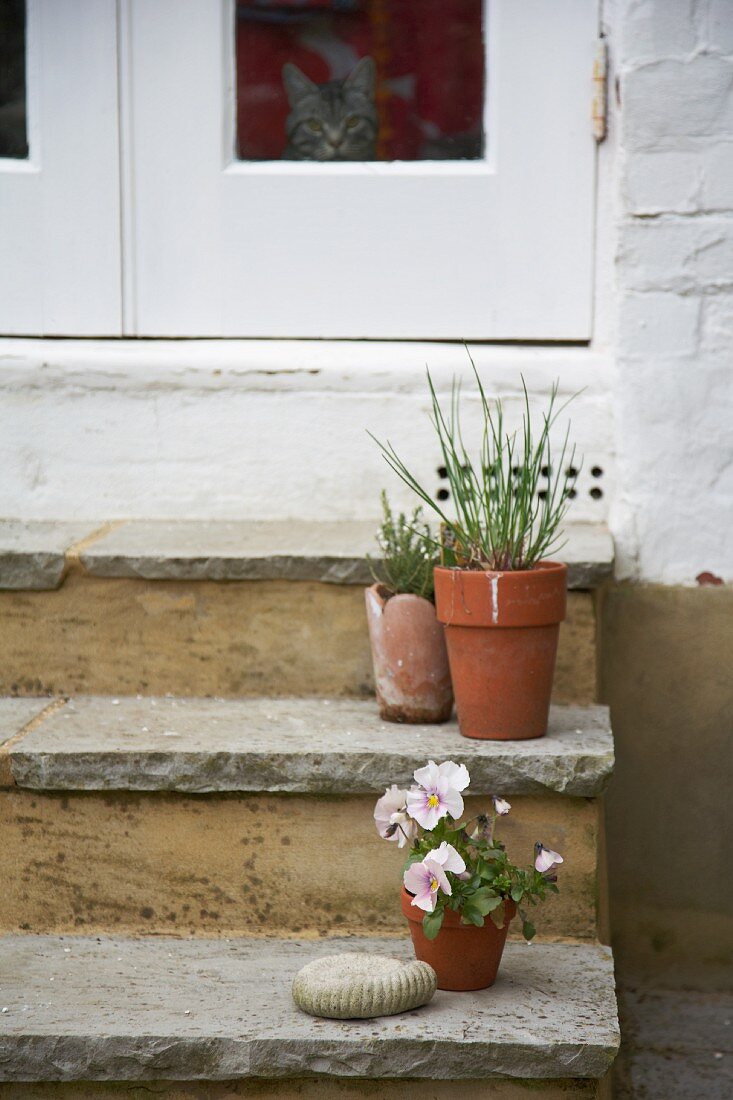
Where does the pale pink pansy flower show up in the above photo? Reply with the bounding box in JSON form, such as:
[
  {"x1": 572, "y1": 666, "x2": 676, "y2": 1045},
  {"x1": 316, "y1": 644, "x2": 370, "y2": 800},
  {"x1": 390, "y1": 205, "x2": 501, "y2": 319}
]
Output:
[
  {"x1": 403, "y1": 843, "x2": 467, "y2": 912},
  {"x1": 406, "y1": 760, "x2": 470, "y2": 829},
  {"x1": 534, "y1": 843, "x2": 564, "y2": 874},
  {"x1": 428, "y1": 841, "x2": 467, "y2": 874},
  {"x1": 373, "y1": 785, "x2": 418, "y2": 848},
  {"x1": 491, "y1": 795, "x2": 512, "y2": 816}
]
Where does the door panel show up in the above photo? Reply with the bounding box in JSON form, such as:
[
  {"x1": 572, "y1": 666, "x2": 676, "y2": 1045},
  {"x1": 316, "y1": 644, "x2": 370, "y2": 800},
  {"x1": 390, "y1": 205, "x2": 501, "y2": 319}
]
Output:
[
  {"x1": 0, "y1": 0, "x2": 122, "y2": 335},
  {"x1": 127, "y1": 0, "x2": 598, "y2": 339}
]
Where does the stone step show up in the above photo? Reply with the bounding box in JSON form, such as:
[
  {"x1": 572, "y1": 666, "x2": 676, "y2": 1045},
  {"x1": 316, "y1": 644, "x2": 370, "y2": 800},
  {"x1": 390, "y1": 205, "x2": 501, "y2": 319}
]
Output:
[
  {"x1": 0, "y1": 934, "x2": 619, "y2": 1088},
  {"x1": 0, "y1": 519, "x2": 613, "y2": 591},
  {"x1": 0, "y1": 697, "x2": 612, "y2": 941},
  {"x1": 0, "y1": 519, "x2": 608, "y2": 702},
  {"x1": 3, "y1": 696, "x2": 613, "y2": 796}
]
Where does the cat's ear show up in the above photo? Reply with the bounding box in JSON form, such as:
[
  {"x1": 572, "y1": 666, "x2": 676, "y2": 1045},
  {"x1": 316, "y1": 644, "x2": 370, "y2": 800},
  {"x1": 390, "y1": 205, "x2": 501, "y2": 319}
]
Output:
[
  {"x1": 345, "y1": 56, "x2": 376, "y2": 98},
  {"x1": 282, "y1": 63, "x2": 317, "y2": 106}
]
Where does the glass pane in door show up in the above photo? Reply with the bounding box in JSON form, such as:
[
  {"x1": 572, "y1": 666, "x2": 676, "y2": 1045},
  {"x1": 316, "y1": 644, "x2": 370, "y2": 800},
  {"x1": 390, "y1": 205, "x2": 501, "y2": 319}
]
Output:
[
  {"x1": 235, "y1": 0, "x2": 485, "y2": 161},
  {"x1": 0, "y1": 0, "x2": 28, "y2": 158}
]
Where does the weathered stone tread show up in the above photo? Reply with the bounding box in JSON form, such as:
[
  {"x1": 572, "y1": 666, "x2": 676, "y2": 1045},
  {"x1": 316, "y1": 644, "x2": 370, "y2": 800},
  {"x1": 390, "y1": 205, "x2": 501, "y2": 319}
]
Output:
[
  {"x1": 0, "y1": 519, "x2": 613, "y2": 590},
  {"x1": 9, "y1": 696, "x2": 613, "y2": 796},
  {"x1": 0, "y1": 699, "x2": 52, "y2": 751},
  {"x1": 0, "y1": 935, "x2": 619, "y2": 1082},
  {"x1": 0, "y1": 520, "x2": 92, "y2": 590}
]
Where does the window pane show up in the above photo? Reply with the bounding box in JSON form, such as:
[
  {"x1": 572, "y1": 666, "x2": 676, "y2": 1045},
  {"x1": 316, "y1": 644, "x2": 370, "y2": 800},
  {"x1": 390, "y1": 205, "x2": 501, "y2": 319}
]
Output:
[
  {"x1": 235, "y1": 1, "x2": 485, "y2": 162},
  {"x1": 0, "y1": 0, "x2": 28, "y2": 159}
]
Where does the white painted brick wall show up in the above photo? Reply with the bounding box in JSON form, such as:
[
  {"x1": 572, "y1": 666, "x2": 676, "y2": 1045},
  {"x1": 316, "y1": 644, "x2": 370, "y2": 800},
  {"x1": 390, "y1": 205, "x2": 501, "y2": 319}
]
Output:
[{"x1": 613, "y1": 0, "x2": 733, "y2": 582}]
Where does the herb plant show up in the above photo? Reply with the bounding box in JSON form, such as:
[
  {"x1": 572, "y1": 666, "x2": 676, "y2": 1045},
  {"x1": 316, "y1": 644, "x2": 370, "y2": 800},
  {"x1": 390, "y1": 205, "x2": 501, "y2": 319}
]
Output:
[
  {"x1": 368, "y1": 490, "x2": 438, "y2": 601},
  {"x1": 374, "y1": 760, "x2": 563, "y2": 942},
  {"x1": 371, "y1": 353, "x2": 579, "y2": 571}
]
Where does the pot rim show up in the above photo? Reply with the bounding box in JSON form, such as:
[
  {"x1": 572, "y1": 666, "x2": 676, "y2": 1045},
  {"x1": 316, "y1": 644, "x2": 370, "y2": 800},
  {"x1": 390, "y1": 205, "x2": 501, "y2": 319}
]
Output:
[
  {"x1": 434, "y1": 559, "x2": 566, "y2": 578},
  {"x1": 433, "y1": 559, "x2": 567, "y2": 629},
  {"x1": 366, "y1": 582, "x2": 437, "y2": 608}
]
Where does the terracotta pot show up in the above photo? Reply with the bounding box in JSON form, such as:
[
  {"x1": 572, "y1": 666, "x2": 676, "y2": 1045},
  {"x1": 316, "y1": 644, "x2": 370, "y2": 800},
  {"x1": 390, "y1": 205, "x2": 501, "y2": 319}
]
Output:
[
  {"x1": 401, "y1": 887, "x2": 516, "y2": 991},
  {"x1": 365, "y1": 584, "x2": 453, "y2": 723},
  {"x1": 433, "y1": 562, "x2": 567, "y2": 741}
]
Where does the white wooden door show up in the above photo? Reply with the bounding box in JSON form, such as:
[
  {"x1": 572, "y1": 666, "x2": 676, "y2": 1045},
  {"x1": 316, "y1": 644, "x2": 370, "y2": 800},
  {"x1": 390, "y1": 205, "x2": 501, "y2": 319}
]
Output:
[
  {"x1": 125, "y1": 0, "x2": 598, "y2": 339},
  {"x1": 0, "y1": 0, "x2": 122, "y2": 335}
]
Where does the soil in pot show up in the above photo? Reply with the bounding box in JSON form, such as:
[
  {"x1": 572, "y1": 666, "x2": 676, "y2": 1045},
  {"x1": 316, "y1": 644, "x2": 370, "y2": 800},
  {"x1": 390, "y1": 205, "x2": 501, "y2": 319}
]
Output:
[
  {"x1": 433, "y1": 562, "x2": 567, "y2": 740},
  {"x1": 365, "y1": 583, "x2": 453, "y2": 724},
  {"x1": 401, "y1": 886, "x2": 516, "y2": 991}
]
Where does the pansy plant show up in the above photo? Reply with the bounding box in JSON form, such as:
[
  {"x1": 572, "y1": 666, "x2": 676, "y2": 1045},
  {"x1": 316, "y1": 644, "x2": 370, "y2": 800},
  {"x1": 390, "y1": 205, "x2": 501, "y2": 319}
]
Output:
[{"x1": 374, "y1": 760, "x2": 564, "y2": 942}]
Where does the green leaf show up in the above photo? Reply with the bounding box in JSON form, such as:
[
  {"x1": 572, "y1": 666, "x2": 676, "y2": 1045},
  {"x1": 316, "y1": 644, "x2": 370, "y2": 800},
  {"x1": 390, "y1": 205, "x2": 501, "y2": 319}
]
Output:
[
  {"x1": 368, "y1": 364, "x2": 579, "y2": 572},
  {"x1": 489, "y1": 901, "x2": 506, "y2": 929},
  {"x1": 470, "y1": 889, "x2": 503, "y2": 916},
  {"x1": 459, "y1": 904, "x2": 485, "y2": 927},
  {"x1": 422, "y1": 908, "x2": 445, "y2": 941},
  {"x1": 522, "y1": 918, "x2": 537, "y2": 942},
  {"x1": 511, "y1": 885, "x2": 524, "y2": 904},
  {"x1": 403, "y1": 850, "x2": 425, "y2": 872}
]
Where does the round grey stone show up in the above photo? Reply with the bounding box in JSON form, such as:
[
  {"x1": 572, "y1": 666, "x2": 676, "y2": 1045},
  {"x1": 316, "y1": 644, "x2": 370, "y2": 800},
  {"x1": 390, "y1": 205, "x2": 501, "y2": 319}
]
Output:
[{"x1": 292, "y1": 953, "x2": 437, "y2": 1020}]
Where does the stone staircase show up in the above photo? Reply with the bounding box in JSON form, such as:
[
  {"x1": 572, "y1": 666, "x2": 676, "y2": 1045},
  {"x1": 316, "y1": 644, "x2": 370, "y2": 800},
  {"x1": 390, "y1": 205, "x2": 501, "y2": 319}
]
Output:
[{"x1": 0, "y1": 521, "x2": 619, "y2": 1097}]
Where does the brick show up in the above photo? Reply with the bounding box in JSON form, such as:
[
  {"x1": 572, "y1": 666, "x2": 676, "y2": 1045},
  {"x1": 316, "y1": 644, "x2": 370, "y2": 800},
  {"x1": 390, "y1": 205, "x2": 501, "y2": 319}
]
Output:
[
  {"x1": 618, "y1": 291, "x2": 701, "y2": 356},
  {"x1": 625, "y1": 144, "x2": 733, "y2": 216},
  {"x1": 622, "y1": 56, "x2": 733, "y2": 150},
  {"x1": 619, "y1": 217, "x2": 733, "y2": 293},
  {"x1": 702, "y1": 141, "x2": 733, "y2": 209},
  {"x1": 701, "y1": 293, "x2": 733, "y2": 351},
  {"x1": 624, "y1": 150, "x2": 702, "y2": 215},
  {"x1": 620, "y1": 0, "x2": 698, "y2": 63},
  {"x1": 707, "y1": 0, "x2": 733, "y2": 54}
]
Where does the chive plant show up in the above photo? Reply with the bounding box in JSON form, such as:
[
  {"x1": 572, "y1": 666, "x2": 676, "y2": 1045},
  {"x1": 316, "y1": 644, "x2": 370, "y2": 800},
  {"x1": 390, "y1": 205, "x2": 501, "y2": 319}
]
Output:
[
  {"x1": 368, "y1": 491, "x2": 438, "y2": 600},
  {"x1": 371, "y1": 355, "x2": 579, "y2": 572}
]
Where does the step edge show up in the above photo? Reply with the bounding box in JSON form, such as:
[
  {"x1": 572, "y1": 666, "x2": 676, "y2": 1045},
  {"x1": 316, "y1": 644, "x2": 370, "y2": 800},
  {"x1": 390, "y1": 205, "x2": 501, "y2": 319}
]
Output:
[
  {"x1": 0, "y1": 935, "x2": 620, "y2": 1083},
  {"x1": 5, "y1": 697, "x2": 614, "y2": 797},
  {"x1": 0, "y1": 518, "x2": 614, "y2": 590}
]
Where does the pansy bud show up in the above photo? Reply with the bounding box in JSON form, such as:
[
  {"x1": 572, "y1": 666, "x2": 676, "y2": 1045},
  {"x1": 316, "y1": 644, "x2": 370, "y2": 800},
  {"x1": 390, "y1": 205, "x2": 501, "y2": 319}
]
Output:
[
  {"x1": 470, "y1": 813, "x2": 492, "y2": 842},
  {"x1": 534, "y1": 842, "x2": 564, "y2": 874},
  {"x1": 491, "y1": 795, "x2": 512, "y2": 816}
]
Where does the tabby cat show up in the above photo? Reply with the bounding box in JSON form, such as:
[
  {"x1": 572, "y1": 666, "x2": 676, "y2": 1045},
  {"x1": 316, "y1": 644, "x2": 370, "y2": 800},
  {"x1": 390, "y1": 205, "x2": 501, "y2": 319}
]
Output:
[{"x1": 282, "y1": 57, "x2": 378, "y2": 161}]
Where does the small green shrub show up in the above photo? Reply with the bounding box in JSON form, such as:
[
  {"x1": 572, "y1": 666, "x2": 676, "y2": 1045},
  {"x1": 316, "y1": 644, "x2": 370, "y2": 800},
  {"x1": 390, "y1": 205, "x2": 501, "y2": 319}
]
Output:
[{"x1": 368, "y1": 491, "x2": 438, "y2": 601}]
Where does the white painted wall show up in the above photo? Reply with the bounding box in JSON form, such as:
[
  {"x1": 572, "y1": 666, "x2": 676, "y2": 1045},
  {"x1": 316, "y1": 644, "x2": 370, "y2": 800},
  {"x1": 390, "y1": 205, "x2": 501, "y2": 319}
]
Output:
[
  {"x1": 0, "y1": 341, "x2": 614, "y2": 525},
  {"x1": 611, "y1": 0, "x2": 733, "y2": 583}
]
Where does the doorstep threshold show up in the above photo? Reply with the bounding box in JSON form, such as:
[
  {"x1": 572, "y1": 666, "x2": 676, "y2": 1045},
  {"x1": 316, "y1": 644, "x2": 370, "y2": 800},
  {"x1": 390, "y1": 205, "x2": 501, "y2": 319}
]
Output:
[{"x1": 0, "y1": 518, "x2": 613, "y2": 590}]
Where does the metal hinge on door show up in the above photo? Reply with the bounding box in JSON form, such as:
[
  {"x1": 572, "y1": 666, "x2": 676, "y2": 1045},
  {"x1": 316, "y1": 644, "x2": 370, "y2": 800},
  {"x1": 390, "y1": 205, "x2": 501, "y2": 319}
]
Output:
[{"x1": 592, "y1": 37, "x2": 608, "y2": 142}]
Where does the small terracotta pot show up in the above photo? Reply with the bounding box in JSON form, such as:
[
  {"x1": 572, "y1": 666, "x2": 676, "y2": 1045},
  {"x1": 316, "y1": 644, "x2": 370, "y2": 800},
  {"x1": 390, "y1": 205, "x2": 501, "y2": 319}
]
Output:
[
  {"x1": 365, "y1": 584, "x2": 453, "y2": 723},
  {"x1": 433, "y1": 562, "x2": 567, "y2": 741},
  {"x1": 401, "y1": 887, "x2": 516, "y2": 991}
]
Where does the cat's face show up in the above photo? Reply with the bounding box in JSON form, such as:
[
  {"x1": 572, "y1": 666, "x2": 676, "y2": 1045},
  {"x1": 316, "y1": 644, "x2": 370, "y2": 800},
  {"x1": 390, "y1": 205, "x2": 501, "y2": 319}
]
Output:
[{"x1": 282, "y1": 57, "x2": 378, "y2": 161}]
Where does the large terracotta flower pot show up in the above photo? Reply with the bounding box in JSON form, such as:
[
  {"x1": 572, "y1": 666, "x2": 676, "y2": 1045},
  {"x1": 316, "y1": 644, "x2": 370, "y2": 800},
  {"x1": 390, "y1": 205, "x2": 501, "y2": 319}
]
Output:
[
  {"x1": 433, "y1": 562, "x2": 567, "y2": 740},
  {"x1": 401, "y1": 887, "x2": 516, "y2": 991},
  {"x1": 365, "y1": 584, "x2": 453, "y2": 724}
]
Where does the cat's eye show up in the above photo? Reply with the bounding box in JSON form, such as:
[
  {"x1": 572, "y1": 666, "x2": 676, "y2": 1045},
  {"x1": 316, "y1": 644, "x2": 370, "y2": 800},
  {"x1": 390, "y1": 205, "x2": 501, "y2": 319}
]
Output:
[
  {"x1": 307, "y1": 119, "x2": 322, "y2": 133},
  {"x1": 346, "y1": 116, "x2": 360, "y2": 130}
]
